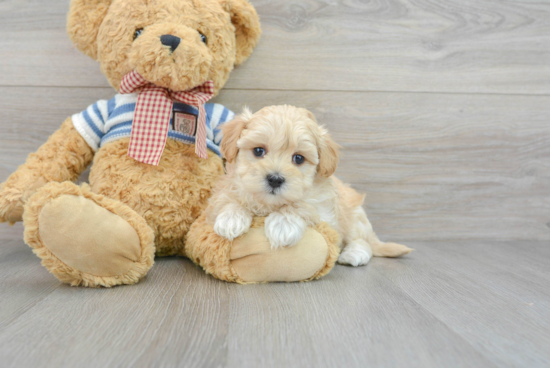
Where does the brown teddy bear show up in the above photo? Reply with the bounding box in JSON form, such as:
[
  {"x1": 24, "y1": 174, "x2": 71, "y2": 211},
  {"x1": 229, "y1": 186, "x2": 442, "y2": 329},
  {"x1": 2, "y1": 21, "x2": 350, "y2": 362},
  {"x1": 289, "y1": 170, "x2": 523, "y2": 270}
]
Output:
[{"x1": 0, "y1": 0, "x2": 340, "y2": 287}]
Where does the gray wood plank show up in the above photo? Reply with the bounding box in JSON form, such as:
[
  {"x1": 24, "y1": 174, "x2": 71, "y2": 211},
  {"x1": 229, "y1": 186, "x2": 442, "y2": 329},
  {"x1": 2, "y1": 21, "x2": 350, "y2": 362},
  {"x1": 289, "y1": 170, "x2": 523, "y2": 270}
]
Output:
[
  {"x1": 1, "y1": 87, "x2": 549, "y2": 241},
  {"x1": 0, "y1": 223, "x2": 24, "y2": 242},
  {"x1": 469, "y1": 241, "x2": 550, "y2": 284},
  {"x1": 0, "y1": 239, "x2": 60, "y2": 329},
  {"x1": 223, "y1": 267, "x2": 499, "y2": 368},
  {"x1": 384, "y1": 241, "x2": 550, "y2": 368},
  {"x1": 0, "y1": 0, "x2": 549, "y2": 94},
  {"x1": 0, "y1": 259, "x2": 230, "y2": 368},
  {"x1": 0, "y1": 252, "x2": 499, "y2": 368},
  {"x1": 1, "y1": 241, "x2": 549, "y2": 367}
]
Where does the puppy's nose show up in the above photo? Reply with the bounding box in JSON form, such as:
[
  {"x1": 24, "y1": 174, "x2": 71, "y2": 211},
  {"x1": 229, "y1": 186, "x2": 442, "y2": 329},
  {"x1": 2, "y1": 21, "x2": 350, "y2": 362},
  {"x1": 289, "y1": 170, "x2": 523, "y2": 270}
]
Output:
[
  {"x1": 266, "y1": 174, "x2": 285, "y2": 189},
  {"x1": 160, "y1": 34, "x2": 181, "y2": 52}
]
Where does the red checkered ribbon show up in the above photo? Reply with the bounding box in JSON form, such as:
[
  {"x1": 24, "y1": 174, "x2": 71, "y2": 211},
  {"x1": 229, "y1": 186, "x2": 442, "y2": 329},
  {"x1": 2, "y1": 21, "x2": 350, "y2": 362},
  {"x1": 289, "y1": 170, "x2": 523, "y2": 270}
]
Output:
[{"x1": 119, "y1": 70, "x2": 214, "y2": 165}]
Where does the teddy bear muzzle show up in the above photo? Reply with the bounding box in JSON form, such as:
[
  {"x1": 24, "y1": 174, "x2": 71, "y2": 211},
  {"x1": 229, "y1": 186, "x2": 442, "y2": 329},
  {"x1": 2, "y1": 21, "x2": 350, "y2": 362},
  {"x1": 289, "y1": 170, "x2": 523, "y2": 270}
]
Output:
[
  {"x1": 128, "y1": 23, "x2": 213, "y2": 92},
  {"x1": 159, "y1": 35, "x2": 181, "y2": 52}
]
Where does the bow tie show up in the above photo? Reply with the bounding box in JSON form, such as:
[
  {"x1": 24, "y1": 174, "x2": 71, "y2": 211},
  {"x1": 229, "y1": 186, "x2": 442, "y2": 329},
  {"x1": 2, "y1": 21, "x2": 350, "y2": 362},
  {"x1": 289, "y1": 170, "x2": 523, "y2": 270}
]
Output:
[{"x1": 119, "y1": 70, "x2": 215, "y2": 166}]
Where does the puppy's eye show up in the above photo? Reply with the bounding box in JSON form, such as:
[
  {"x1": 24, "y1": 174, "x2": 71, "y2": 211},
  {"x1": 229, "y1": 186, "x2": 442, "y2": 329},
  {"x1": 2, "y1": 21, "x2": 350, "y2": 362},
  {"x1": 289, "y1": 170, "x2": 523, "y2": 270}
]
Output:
[
  {"x1": 134, "y1": 28, "x2": 144, "y2": 40},
  {"x1": 253, "y1": 147, "x2": 266, "y2": 158},
  {"x1": 199, "y1": 32, "x2": 207, "y2": 44},
  {"x1": 293, "y1": 154, "x2": 305, "y2": 165}
]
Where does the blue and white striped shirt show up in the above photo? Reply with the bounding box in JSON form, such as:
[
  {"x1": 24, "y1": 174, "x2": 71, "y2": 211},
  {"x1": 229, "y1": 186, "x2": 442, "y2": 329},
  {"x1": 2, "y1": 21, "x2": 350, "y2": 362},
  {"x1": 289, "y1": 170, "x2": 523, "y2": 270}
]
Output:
[{"x1": 72, "y1": 94, "x2": 234, "y2": 156}]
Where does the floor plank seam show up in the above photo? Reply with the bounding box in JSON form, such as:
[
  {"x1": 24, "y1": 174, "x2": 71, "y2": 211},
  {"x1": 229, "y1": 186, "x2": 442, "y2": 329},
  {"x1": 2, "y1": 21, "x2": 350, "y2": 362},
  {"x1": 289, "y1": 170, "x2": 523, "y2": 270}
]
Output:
[{"x1": 1, "y1": 85, "x2": 550, "y2": 98}]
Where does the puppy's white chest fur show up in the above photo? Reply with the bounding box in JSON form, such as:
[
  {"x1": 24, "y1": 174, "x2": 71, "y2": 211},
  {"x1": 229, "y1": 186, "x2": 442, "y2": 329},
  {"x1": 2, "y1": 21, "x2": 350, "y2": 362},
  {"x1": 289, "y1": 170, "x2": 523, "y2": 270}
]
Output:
[
  {"x1": 315, "y1": 201, "x2": 337, "y2": 224},
  {"x1": 303, "y1": 180, "x2": 340, "y2": 231}
]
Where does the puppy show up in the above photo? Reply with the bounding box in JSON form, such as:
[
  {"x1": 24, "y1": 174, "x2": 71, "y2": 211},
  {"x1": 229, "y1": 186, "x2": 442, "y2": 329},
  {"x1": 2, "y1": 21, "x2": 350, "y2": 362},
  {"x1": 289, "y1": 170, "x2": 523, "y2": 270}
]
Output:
[{"x1": 205, "y1": 105, "x2": 412, "y2": 266}]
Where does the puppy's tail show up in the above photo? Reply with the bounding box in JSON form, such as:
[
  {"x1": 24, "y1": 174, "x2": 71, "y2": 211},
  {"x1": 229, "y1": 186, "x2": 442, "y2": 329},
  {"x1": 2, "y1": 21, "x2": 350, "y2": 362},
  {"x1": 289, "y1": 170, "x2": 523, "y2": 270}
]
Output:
[
  {"x1": 371, "y1": 242, "x2": 413, "y2": 257},
  {"x1": 367, "y1": 233, "x2": 413, "y2": 258}
]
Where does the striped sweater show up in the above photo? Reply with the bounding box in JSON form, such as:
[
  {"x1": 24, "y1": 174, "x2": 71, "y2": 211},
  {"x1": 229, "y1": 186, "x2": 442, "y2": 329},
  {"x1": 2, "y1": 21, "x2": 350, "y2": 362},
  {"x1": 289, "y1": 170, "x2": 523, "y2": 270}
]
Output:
[{"x1": 72, "y1": 93, "x2": 234, "y2": 156}]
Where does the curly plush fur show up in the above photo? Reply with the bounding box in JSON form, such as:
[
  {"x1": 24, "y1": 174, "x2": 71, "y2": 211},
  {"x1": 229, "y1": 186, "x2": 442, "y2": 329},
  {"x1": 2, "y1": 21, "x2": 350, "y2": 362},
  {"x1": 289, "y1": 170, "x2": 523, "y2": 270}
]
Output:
[
  {"x1": 89, "y1": 139, "x2": 225, "y2": 256},
  {"x1": 67, "y1": 0, "x2": 261, "y2": 93},
  {"x1": 0, "y1": 0, "x2": 262, "y2": 287},
  {"x1": 0, "y1": 118, "x2": 93, "y2": 223},
  {"x1": 0, "y1": 0, "x2": 343, "y2": 287}
]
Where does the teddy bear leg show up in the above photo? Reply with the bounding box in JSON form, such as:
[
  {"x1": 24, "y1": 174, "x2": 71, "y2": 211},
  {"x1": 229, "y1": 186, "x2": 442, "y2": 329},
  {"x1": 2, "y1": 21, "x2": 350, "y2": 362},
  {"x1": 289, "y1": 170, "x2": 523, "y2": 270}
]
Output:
[
  {"x1": 22, "y1": 181, "x2": 155, "y2": 287},
  {"x1": 229, "y1": 226, "x2": 339, "y2": 283},
  {"x1": 186, "y1": 216, "x2": 341, "y2": 284}
]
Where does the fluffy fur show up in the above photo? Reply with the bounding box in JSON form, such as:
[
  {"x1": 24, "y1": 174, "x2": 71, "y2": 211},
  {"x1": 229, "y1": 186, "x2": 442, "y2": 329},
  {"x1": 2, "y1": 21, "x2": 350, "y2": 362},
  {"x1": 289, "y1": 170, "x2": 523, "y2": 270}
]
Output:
[
  {"x1": 206, "y1": 105, "x2": 412, "y2": 266},
  {"x1": 0, "y1": 0, "x2": 261, "y2": 287}
]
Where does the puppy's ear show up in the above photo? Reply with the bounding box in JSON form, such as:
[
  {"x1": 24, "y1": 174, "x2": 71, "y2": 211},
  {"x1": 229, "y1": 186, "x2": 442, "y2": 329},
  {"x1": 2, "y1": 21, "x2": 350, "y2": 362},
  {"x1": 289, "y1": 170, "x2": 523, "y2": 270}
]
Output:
[
  {"x1": 67, "y1": 0, "x2": 113, "y2": 60},
  {"x1": 303, "y1": 109, "x2": 340, "y2": 177},
  {"x1": 220, "y1": 0, "x2": 262, "y2": 65},
  {"x1": 317, "y1": 130, "x2": 341, "y2": 177},
  {"x1": 301, "y1": 109, "x2": 340, "y2": 178},
  {"x1": 220, "y1": 108, "x2": 252, "y2": 163}
]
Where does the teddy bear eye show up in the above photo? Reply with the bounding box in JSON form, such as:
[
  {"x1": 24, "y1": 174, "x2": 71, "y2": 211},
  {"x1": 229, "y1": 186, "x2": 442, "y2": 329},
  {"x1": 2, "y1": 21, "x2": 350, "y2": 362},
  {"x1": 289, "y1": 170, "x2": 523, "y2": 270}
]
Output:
[
  {"x1": 253, "y1": 147, "x2": 266, "y2": 158},
  {"x1": 134, "y1": 28, "x2": 144, "y2": 41},
  {"x1": 293, "y1": 154, "x2": 305, "y2": 165},
  {"x1": 199, "y1": 32, "x2": 207, "y2": 44}
]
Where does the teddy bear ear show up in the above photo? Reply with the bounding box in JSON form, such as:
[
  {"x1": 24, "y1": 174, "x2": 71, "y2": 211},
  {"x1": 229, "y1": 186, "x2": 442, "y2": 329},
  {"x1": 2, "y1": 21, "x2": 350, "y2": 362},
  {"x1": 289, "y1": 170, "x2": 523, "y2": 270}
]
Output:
[
  {"x1": 220, "y1": 0, "x2": 262, "y2": 65},
  {"x1": 67, "y1": 0, "x2": 113, "y2": 60}
]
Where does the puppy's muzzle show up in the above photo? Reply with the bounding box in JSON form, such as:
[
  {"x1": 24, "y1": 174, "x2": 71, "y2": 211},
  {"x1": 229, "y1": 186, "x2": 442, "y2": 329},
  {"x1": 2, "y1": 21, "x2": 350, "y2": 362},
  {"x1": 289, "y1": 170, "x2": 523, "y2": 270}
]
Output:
[{"x1": 266, "y1": 174, "x2": 285, "y2": 189}]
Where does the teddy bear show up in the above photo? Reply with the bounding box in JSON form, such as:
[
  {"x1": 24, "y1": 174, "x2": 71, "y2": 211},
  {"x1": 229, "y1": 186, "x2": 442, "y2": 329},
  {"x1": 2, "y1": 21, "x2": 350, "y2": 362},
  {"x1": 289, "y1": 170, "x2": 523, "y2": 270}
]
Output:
[{"x1": 0, "y1": 0, "x2": 340, "y2": 287}]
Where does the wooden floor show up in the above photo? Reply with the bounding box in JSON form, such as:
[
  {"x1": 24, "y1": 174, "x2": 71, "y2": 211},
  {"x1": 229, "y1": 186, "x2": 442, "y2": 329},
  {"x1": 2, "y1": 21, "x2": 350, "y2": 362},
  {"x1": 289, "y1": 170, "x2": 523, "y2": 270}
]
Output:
[{"x1": 1, "y1": 0, "x2": 549, "y2": 367}]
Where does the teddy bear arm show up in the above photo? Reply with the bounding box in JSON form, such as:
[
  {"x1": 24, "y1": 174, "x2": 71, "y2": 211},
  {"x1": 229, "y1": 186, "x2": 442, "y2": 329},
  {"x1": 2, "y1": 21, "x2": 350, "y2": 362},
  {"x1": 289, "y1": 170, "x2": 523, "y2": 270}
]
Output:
[
  {"x1": 0, "y1": 117, "x2": 94, "y2": 223},
  {"x1": 229, "y1": 226, "x2": 338, "y2": 283},
  {"x1": 186, "y1": 215, "x2": 341, "y2": 283}
]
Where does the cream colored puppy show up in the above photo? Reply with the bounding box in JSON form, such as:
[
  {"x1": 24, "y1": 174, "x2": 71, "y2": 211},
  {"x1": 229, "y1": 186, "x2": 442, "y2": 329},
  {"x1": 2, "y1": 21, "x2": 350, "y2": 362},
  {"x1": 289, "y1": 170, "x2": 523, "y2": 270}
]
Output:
[{"x1": 206, "y1": 105, "x2": 412, "y2": 266}]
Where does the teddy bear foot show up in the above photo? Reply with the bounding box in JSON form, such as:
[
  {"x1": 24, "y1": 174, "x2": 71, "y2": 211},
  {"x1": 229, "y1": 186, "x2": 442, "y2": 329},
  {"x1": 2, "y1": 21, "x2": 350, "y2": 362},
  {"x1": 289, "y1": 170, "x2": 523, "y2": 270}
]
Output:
[
  {"x1": 22, "y1": 182, "x2": 155, "y2": 287},
  {"x1": 229, "y1": 226, "x2": 336, "y2": 282},
  {"x1": 186, "y1": 215, "x2": 341, "y2": 284}
]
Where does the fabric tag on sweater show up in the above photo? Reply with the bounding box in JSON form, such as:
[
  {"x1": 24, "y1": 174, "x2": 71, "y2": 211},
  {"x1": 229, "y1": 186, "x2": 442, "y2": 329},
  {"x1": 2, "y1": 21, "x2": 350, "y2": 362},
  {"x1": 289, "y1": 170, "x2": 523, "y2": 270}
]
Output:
[{"x1": 173, "y1": 110, "x2": 198, "y2": 136}]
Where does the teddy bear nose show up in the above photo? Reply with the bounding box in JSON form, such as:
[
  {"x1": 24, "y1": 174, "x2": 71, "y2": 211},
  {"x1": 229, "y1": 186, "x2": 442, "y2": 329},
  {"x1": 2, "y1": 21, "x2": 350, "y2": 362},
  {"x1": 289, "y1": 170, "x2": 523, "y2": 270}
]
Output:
[{"x1": 160, "y1": 34, "x2": 181, "y2": 52}]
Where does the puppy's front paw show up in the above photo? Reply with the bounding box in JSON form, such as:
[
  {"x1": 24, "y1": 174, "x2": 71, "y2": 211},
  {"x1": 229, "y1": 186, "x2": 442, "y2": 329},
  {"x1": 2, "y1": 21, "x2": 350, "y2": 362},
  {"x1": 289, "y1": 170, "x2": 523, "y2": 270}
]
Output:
[
  {"x1": 265, "y1": 212, "x2": 306, "y2": 249},
  {"x1": 214, "y1": 210, "x2": 252, "y2": 241},
  {"x1": 337, "y1": 242, "x2": 372, "y2": 267}
]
